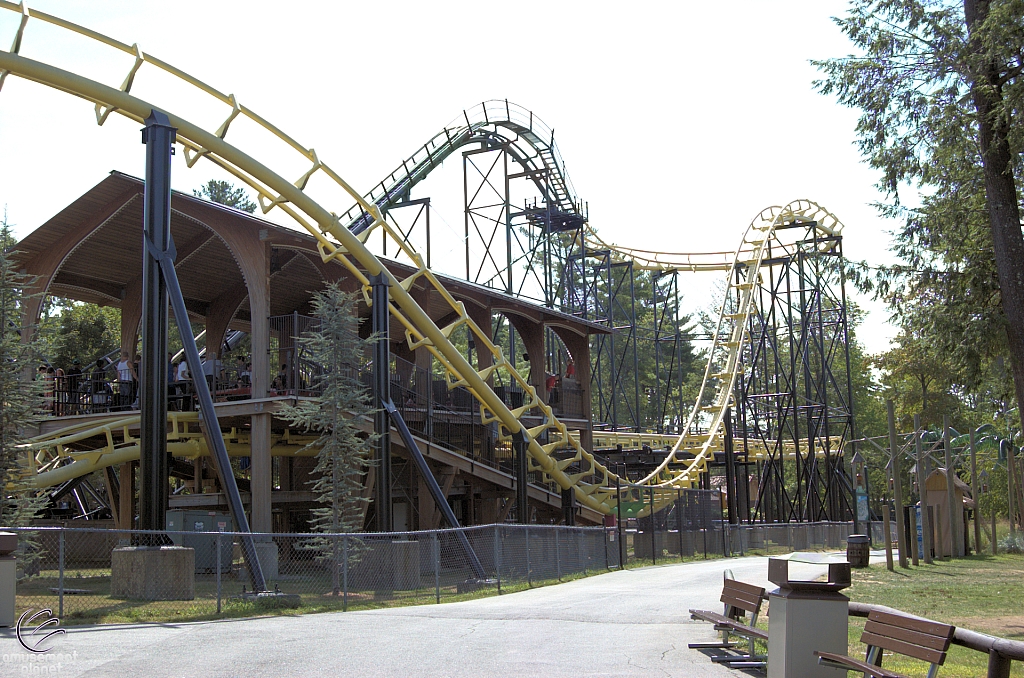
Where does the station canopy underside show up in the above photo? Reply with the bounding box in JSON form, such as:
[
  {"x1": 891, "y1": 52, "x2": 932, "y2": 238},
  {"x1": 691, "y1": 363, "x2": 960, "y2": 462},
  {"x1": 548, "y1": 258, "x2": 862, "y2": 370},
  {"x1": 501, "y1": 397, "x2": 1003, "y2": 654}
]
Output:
[{"x1": 15, "y1": 171, "x2": 609, "y2": 340}]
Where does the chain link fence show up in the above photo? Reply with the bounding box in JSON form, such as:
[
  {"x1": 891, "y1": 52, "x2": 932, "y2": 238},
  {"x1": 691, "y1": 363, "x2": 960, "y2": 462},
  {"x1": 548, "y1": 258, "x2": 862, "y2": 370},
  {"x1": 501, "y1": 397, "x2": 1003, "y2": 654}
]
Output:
[{"x1": 4, "y1": 519, "x2": 855, "y2": 626}]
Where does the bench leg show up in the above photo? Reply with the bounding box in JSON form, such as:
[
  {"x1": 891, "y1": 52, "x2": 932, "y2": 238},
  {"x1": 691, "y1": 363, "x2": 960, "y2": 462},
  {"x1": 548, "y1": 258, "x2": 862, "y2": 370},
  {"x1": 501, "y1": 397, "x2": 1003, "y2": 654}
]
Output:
[
  {"x1": 709, "y1": 653, "x2": 765, "y2": 664},
  {"x1": 728, "y1": 660, "x2": 768, "y2": 670}
]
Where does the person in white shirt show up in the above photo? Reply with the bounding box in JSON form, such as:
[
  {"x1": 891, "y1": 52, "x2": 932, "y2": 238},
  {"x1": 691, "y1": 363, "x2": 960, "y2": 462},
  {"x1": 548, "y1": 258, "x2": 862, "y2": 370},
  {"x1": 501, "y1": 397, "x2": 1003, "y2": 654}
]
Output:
[
  {"x1": 176, "y1": 359, "x2": 189, "y2": 382},
  {"x1": 115, "y1": 351, "x2": 136, "y2": 410}
]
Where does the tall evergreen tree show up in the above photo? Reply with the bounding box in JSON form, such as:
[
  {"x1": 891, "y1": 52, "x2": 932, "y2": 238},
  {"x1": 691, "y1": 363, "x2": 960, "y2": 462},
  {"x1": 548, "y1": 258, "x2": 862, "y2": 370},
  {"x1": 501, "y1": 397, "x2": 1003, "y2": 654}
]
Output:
[
  {"x1": 193, "y1": 180, "x2": 258, "y2": 214},
  {"x1": 276, "y1": 284, "x2": 374, "y2": 592},
  {"x1": 0, "y1": 211, "x2": 46, "y2": 545}
]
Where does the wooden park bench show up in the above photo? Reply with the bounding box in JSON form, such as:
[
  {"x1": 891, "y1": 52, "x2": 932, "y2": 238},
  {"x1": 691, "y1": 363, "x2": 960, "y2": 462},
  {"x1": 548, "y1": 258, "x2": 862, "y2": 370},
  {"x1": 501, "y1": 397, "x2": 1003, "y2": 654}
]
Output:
[
  {"x1": 689, "y1": 576, "x2": 768, "y2": 667},
  {"x1": 816, "y1": 609, "x2": 955, "y2": 678}
]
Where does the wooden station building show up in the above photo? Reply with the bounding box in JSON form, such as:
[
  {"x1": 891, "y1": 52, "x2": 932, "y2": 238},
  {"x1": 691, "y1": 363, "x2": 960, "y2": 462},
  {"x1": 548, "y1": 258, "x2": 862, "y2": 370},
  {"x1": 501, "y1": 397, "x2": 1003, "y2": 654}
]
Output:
[{"x1": 16, "y1": 172, "x2": 608, "y2": 534}]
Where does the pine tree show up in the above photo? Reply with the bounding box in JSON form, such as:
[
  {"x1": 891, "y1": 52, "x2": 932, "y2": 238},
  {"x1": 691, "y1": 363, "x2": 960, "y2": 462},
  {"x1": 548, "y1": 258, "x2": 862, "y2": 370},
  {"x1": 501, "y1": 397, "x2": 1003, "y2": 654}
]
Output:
[
  {"x1": 193, "y1": 180, "x2": 258, "y2": 214},
  {"x1": 0, "y1": 210, "x2": 47, "y2": 569},
  {"x1": 276, "y1": 284, "x2": 374, "y2": 594}
]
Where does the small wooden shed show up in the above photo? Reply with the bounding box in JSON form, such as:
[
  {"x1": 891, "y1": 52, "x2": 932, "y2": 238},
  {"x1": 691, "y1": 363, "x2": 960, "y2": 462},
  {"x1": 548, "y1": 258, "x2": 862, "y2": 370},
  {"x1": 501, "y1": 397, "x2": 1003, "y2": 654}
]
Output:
[{"x1": 924, "y1": 468, "x2": 973, "y2": 557}]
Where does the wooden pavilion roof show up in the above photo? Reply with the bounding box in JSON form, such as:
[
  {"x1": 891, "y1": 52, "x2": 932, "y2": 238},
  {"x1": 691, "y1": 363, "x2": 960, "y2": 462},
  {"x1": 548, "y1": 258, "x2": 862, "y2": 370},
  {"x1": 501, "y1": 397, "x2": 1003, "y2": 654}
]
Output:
[{"x1": 13, "y1": 171, "x2": 608, "y2": 338}]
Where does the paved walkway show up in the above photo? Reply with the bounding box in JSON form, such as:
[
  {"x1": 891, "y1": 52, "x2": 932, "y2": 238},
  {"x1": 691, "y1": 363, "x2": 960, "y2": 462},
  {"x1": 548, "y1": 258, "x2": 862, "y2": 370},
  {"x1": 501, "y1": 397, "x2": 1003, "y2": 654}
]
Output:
[{"x1": 0, "y1": 556, "x2": 834, "y2": 677}]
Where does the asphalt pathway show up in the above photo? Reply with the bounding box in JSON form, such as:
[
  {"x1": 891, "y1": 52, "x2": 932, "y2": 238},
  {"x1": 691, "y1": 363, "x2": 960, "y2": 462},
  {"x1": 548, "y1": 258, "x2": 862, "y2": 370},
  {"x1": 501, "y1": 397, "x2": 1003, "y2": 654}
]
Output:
[{"x1": 0, "y1": 556, "x2": 835, "y2": 677}]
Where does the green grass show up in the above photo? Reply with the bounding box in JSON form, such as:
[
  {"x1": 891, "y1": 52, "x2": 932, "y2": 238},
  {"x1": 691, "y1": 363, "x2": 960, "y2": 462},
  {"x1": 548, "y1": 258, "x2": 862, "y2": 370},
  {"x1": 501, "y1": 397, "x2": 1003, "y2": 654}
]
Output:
[
  {"x1": 14, "y1": 535, "x2": 841, "y2": 627},
  {"x1": 840, "y1": 554, "x2": 1024, "y2": 677},
  {"x1": 15, "y1": 562, "x2": 612, "y2": 626}
]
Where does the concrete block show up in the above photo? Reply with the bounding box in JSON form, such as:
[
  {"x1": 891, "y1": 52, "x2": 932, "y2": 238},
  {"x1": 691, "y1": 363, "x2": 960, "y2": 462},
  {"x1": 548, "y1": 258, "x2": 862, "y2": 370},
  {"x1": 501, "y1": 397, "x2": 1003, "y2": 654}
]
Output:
[
  {"x1": 0, "y1": 558, "x2": 16, "y2": 627},
  {"x1": 634, "y1": 532, "x2": 663, "y2": 559},
  {"x1": 665, "y1": 531, "x2": 679, "y2": 555},
  {"x1": 392, "y1": 540, "x2": 420, "y2": 591},
  {"x1": 791, "y1": 527, "x2": 808, "y2": 550},
  {"x1": 254, "y1": 541, "x2": 278, "y2": 580},
  {"x1": 111, "y1": 546, "x2": 195, "y2": 601}
]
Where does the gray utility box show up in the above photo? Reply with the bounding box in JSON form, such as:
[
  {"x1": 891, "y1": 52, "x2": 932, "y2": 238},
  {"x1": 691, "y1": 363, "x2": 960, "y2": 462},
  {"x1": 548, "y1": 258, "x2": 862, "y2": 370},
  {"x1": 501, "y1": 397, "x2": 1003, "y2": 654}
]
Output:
[{"x1": 166, "y1": 510, "x2": 233, "y2": 574}]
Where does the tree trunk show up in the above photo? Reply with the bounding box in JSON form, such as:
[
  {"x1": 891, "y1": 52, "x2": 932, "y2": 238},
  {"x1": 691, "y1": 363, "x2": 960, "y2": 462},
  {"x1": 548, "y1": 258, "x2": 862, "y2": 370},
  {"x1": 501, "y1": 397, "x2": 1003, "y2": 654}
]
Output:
[{"x1": 964, "y1": 0, "x2": 1024, "y2": 437}]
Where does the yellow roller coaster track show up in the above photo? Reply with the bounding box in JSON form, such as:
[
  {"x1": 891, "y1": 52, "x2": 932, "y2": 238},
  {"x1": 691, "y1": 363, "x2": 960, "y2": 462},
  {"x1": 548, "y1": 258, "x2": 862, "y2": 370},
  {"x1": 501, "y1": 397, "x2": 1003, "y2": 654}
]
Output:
[
  {"x1": 21, "y1": 413, "x2": 317, "y2": 490},
  {"x1": 0, "y1": 3, "x2": 845, "y2": 516}
]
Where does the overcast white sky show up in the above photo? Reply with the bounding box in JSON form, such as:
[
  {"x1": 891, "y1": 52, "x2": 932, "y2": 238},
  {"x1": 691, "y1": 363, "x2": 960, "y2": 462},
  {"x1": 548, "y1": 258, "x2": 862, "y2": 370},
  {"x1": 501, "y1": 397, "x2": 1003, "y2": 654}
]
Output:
[{"x1": 0, "y1": 0, "x2": 904, "y2": 353}]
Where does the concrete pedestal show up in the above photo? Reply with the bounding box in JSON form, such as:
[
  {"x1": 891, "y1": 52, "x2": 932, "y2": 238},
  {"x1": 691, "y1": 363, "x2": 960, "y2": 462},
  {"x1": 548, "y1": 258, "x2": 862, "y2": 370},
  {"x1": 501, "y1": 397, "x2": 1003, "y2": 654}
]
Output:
[
  {"x1": 634, "y1": 532, "x2": 663, "y2": 559},
  {"x1": 253, "y1": 541, "x2": 279, "y2": 581},
  {"x1": 392, "y1": 540, "x2": 420, "y2": 590},
  {"x1": 767, "y1": 589, "x2": 848, "y2": 678},
  {"x1": 0, "y1": 557, "x2": 15, "y2": 627},
  {"x1": 111, "y1": 546, "x2": 195, "y2": 601}
]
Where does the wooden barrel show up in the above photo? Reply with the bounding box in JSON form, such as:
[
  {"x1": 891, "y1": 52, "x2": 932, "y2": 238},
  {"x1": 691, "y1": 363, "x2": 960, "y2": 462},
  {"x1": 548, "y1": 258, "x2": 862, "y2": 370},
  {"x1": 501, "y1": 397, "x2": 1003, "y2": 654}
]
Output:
[{"x1": 847, "y1": 534, "x2": 870, "y2": 568}]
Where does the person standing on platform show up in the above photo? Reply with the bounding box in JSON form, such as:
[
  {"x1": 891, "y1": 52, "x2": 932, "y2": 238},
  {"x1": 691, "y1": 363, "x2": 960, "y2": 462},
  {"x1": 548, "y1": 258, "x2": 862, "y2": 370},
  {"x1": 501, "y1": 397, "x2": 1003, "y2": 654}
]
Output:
[
  {"x1": 131, "y1": 353, "x2": 141, "y2": 409},
  {"x1": 176, "y1": 357, "x2": 189, "y2": 382},
  {"x1": 202, "y1": 351, "x2": 223, "y2": 393},
  {"x1": 115, "y1": 351, "x2": 137, "y2": 411}
]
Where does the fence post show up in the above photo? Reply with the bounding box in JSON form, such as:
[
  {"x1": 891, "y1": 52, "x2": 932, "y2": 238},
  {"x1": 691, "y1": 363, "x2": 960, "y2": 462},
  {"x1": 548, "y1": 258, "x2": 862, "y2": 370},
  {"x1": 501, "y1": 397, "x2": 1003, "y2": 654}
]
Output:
[
  {"x1": 579, "y1": 528, "x2": 587, "y2": 576},
  {"x1": 909, "y1": 509, "x2": 919, "y2": 566},
  {"x1": 616, "y1": 475, "x2": 625, "y2": 569},
  {"x1": 702, "y1": 494, "x2": 708, "y2": 559},
  {"x1": 433, "y1": 532, "x2": 440, "y2": 604},
  {"x1": 603, "y1": 523, "x2": 609, "y2": 571},
  {"x1": 676, "y1": 488, "x2": 683, "y2": 559},
  {"x1": 942, "y1": 415, "x2": 962, "y2": 557},
  {"x1": 494, "y1": 526, "x2": 501, "y2": 594},
  {"x1": 883, "y1": 504, "x2": 894, "y2": 572},
  {"x1": 916, "y1": 415, "x2": 933, "y2": 565},
  {"x1": 216, "y1": 532, "x2": 222, "y2": 614},
  {"x1": 58, "y1": 529, "x2": 65, "y2": 617},
  {"x1": 649, "y1": 487, "x2": 657, "y2": 565},
  {"x1": 342, "y1": 535, "x2": 349, "y2": 612},
  {"x1": 970, "y1": 429, "x2": 982, "y2": 555},
  {"x1": 987, "y1": 650, "x2": 1011, "y2": 678},
  {"x1": 526, "y1": 526, "x2": 532, "y2": 587},
  {"x1": 992, "y1": 508, "x2": 998, "y2": 556},
  {"x1": 555, "y1": 528, "x2": 561, "y2": 582}
]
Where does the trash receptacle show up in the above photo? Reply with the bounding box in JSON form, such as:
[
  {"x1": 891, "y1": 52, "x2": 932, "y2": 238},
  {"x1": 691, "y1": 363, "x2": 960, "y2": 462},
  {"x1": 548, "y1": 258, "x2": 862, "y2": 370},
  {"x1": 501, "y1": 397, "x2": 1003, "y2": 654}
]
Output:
[
  {"x1": 0, "y1": 532, "x2": 18, "y2": 627},
  {"x1": 847, "y1": 534, "x2": 870, "y2": 568}
]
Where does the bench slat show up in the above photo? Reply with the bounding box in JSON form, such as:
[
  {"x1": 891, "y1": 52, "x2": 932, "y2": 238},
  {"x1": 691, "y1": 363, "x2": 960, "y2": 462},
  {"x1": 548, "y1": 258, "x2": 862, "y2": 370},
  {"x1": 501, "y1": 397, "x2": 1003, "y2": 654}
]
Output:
[
  {"x1": 864, "y1": 618, "x2": 953, "y2": 652},
  {"x1": 721, "y1": 593, "x2": 761, "y2": 613},
  {"x1": 720, "y1": 621, "x2": 767, "y2": 641},
  {"x1": 868, "y1": 610, "x2": 955, "y2": 640},
  {"x1": 861, "y1": 631, "x2": 947, "y2": 665},
  {"x1": 815, "y1": 651, "x2": 904, "y2": 678},
  {"x1": 690, "y1": 609, "x2": 730, "y2": 624},
  {"x1": 723, "y1": 579, "x2": 766, "y2": 598}
]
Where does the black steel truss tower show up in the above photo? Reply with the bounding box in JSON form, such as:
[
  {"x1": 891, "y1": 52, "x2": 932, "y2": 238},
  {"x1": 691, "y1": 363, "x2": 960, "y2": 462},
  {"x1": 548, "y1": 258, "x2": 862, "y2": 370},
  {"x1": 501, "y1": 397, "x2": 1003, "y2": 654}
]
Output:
[{"x1": 734, "y1": 222, "x2": 855, "y2": 523}]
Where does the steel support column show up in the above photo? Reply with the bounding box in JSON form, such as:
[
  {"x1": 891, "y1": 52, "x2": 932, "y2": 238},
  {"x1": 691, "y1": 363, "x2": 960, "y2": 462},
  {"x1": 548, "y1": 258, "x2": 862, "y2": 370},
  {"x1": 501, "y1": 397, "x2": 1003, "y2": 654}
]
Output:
[
  {"x1": 514, "y1": 431, "x2": 529, "y2": 523},
  {"x1": 561, "y1": 487, "x2": 576, "y2": 526},
  {"x1": 138, "y1": 112, "x2": 172, "y2": 545},
  {"x1": 140, "y1": 110, "x2": 265, "y2": 591},
  {"x1": 724, "y1": 407, "x2": 739, "y2": 525},
  {"x1": 371, "y1": 273, "x2": 392, "y2": 533}
]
